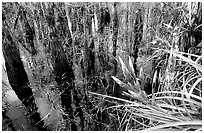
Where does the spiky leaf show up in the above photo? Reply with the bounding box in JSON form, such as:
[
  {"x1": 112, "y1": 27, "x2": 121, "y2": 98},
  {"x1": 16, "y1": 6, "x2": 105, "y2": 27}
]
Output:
[
  {"x1": 128, "y1": 82, "x2": 140, "y2": 94},
  {"x1": 128, "y1": 90, "x2": 150, "y2": 104},
  {"x1": 139, "y1": 66, "x2": 144, "y2": 80},
  {"x1": 128, "y1": 56, "x2": 137, "y2": 80},
  {"x1": 119, "y1": 56, "x2": 130, "y2": 79},
  {"x1": 111, "y1": 76, "x2": 129, "y2": 89}
]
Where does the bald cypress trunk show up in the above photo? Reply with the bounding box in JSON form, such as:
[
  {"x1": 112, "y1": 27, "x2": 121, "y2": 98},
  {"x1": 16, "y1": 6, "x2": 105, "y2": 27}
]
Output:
[
  {"x1": 133, "y1": 9, "x2": 143, "y2": 76},
  {"x1": 2, "y1": 19, "x2": 46, "y2": 131},
  {"x1": 112, "y1": 3, "x2": 118, "y2": 76},
  {"x1": 47, "y1": 3, "x2": 84, "y2": 130},
  {"x1": 111, "y1": 2, "x2": 121, "y2": 98}
]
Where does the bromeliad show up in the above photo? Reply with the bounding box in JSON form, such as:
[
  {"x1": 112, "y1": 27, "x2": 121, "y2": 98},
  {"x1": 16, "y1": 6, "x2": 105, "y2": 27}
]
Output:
[{"x1": 111, "y1": 56, "x2": 150, "y2": 104}]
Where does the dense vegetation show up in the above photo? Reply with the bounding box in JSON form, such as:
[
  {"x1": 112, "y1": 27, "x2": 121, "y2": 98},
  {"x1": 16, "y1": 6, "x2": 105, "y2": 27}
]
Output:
[{"x1": 2, "y1": 2, "x2": 202, "y2": 131}]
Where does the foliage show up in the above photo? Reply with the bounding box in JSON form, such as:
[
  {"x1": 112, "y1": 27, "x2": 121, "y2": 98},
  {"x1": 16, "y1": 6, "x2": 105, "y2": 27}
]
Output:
[
  {"x1": 92, "y1": 48, "x2": 202, "y2": 131},
  {"x1": 2, "y1": 2, "x2": 202, "y2": 131},
  {"x1": 90, "y1": 2, "x2": 202, "y2": 131}
]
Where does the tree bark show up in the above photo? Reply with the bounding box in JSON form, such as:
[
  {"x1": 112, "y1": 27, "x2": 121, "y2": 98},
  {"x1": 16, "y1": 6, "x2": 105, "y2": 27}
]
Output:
[
  {"x1": 133, "y1": 9, "x2": 143, "y2": 76},
  {"x1": 17, "y1": 5, "x2": 37, "y2": 55},
  {"x1": 52, "y1": 39, "x2": 78, "y2": 130},
  {"x1": 47, "y1": 4, "x2": 84, "y2": 130},
  {"x1": 2, "y1": 20, "x2": 46, "y2": 131},
  {"x1": 112, "y1": 2, "x2": 119, "y2": 76},
  {"x1": 111, "y1": 2, "x2": 121, "y2": 98}
]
